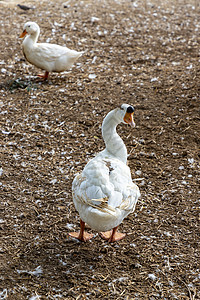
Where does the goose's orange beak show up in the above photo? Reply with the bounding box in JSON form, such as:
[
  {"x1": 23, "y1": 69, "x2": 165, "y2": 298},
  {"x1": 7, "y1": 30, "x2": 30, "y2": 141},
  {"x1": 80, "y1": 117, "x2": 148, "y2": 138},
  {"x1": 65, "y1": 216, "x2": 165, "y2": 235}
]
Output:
[
  {"x1": 124, "y1": 112, "x2": 135, "y2": 127},
  {"x1": 20, "y1": 29, "x2": 27, "y2": 38}
]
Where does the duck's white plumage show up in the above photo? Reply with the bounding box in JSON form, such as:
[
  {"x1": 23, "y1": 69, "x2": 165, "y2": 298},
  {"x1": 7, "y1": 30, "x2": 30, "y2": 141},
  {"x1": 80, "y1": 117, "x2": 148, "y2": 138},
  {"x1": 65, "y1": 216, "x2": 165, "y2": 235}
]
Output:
[
  {"x1": 70, "y1": 104, "x2": 140, "y2": 241},
  {"x1": 20, "y1": 21, "x2": 84, "y2": 78}
]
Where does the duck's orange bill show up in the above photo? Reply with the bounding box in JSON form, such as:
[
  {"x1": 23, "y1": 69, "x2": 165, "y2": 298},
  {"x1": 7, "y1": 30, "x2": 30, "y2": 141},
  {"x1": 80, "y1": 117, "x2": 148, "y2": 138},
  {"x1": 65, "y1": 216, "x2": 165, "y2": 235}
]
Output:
[
  {"x1": 124, "y1": 112, "x2": 135, "y2": 127},
  {"x1": 20, "y1": 29, "x2": 27, "y2": 38}
]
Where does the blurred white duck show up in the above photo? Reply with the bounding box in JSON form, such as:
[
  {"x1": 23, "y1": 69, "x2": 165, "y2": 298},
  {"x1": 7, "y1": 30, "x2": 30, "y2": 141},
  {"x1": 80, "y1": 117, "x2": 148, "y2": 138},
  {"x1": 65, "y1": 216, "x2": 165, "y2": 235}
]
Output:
[
  {"x1": 69, "y1": 104, "x2": 141, "y2": 243},
  {"x1": 20, "y1": 21, "x2": 84, "y2": 80}
]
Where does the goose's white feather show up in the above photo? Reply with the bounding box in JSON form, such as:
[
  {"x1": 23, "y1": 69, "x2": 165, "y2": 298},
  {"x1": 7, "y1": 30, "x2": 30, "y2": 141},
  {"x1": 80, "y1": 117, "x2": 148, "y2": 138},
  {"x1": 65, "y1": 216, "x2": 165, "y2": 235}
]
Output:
[
  {"x1": 72, "y1": 104, "x2": 140, "y2": 232},
  {"x1": 21, "y1": 21, "x2": 84, "y2": 73}
]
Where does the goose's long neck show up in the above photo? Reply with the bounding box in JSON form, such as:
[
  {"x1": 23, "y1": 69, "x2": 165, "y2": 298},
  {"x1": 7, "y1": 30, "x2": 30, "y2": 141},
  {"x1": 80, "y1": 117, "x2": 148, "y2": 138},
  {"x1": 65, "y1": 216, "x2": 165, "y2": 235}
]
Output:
[
  {"x1": 24, "y1": 32, "x2": 39, "y2": 48},
  {"x1": 102, "y1": 110, "x2": 127, "y2": 164}
]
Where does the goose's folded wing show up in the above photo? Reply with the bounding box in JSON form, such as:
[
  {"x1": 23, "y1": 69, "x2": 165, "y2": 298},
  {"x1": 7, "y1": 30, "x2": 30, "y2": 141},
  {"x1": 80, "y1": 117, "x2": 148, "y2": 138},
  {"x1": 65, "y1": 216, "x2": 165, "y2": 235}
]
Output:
[
  {"x1": 72, "y1": 169, "x2": 119, "y2": 215},
  {"x1": 33, "y1": 43, "x2": 78, "y2": 62},
  {"x1": 120, "y1": 184, "x2": 141, "y2": 211}
]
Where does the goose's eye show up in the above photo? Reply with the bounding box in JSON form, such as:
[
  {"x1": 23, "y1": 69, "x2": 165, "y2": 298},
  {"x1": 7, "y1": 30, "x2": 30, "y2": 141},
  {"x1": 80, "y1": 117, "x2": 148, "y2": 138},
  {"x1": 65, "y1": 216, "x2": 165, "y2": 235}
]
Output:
[{"x1": 127, "y1": 106, "x2": 134, "y2": 113}]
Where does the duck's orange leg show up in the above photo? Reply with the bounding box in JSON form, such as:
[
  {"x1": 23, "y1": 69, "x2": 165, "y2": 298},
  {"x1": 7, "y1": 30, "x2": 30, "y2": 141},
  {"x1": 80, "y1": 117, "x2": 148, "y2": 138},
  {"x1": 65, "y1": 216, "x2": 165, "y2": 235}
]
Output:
[
  {"x1": 68, "y1": 219, "x2": 94, "y2": 242},
  {"x1": 37, "y1": 71, "x2": 49, "y2": 80},
  {"x1": 100, "y1": 226, "x2": 126, "y2": 243}
]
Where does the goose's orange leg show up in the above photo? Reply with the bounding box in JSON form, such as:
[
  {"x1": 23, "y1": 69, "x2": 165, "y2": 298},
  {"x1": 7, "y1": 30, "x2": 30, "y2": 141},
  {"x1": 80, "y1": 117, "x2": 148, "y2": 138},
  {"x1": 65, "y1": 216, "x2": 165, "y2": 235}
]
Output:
[
  {"x1": 100, "y1": 226, "x2": 126, "y2": 243},
  {"x1": 37, "y1": 71, "x2": 49, "y2": 80},
  {"x1": 69, "y1": 219, "x2": 94, "y2": 242}
]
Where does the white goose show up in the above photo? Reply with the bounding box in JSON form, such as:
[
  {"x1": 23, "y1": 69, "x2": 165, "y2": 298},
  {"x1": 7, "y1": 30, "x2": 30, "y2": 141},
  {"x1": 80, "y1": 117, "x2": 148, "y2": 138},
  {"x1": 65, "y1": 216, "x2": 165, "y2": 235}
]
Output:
[
  {"x1": 20, "y1": 21, "x2": 84, "y2": 80},
  {"x1": 69, "y1": 104, "x2": 141, "y2": 243}
]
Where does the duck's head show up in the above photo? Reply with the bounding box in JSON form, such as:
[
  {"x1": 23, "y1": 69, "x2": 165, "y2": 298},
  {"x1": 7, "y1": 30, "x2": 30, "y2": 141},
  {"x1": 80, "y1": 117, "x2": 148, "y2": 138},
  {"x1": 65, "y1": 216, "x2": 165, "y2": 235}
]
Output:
[
  {"x1": 116, "y1": 104, "x2": 135, "y2": 127},
  {"x1": 20, "y1": 21, "x2": 40, "y2": 38}
]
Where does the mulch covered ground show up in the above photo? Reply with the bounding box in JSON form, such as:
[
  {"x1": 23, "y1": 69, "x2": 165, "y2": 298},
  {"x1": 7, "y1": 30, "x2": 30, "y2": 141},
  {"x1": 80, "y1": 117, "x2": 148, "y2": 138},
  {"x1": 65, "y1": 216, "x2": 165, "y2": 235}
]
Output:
[{"x1": 0, "y1": 0, "x2": 199, "y2": 299}]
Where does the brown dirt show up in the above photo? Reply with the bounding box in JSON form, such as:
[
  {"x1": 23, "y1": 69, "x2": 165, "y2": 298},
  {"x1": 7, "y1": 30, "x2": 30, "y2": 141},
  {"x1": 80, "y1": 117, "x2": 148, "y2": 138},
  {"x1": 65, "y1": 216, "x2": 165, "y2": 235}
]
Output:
[{"x1": 0, "y1": 0, "x2": 199, "y2": 299}]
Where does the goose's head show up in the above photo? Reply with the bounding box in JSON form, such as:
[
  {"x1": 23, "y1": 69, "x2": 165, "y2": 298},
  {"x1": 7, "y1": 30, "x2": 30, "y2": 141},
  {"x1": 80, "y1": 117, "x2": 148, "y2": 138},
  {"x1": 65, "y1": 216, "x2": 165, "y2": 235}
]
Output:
[
  {"x1": 115, "y1": 104, "x2": 135, "y2": 127},
  {"x1": 20, "y1": 21, "x2": 40, "y2": 38}
]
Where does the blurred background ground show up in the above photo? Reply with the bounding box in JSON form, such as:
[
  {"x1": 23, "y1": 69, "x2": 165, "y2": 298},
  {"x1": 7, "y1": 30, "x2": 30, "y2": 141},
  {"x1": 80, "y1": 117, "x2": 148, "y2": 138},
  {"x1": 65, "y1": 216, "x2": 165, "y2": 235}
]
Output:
[{"x1": 0, "y1": 0, "x2": 199, "y2": 299}]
